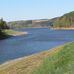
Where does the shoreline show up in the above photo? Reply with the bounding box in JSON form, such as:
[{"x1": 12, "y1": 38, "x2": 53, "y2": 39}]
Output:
[
  {"x1": 0, "y1": 41, "x2": 72, "y2": 68},
  {"x1": 51, "y1": 27, "x2": 74, "y2": 30},
  {"x1": 0, "y1": 41, "x2": 73, "y2": 74},
  {"x1": 0, "y1": 45, "x2": 63, "y2": 71}
]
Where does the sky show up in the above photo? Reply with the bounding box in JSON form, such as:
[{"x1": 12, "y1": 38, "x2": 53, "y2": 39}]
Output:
[{"x1": 0, "y1": 0, "x2": 74, "y2": 21}]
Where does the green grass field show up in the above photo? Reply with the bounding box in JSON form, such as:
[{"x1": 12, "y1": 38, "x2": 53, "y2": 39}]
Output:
[
  {"x1": 3, "y1": 29, "x2": 27, "y2": 36},
  {"x1": 0, "y1": 42, "x2": 74, "y2": 74},
  {"x1": 32, "y1": 42, "x2": 74, "y2": 74}
]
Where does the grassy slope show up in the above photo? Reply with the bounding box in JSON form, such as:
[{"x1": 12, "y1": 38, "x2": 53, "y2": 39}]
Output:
[
  {"x1": 3, "y1": 30, "x2": 27, "y2": 36},
  {"x1": 32, "y1": 42, "x2": 74, "y2": 74},
  {"x1": 0, "y1": 42, "x2": 74, "y2": 74}
]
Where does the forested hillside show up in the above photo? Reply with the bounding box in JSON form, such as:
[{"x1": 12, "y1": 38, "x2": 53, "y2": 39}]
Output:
[{"x1": 53, "y1": 11, "x2": 74, "y2": 28}]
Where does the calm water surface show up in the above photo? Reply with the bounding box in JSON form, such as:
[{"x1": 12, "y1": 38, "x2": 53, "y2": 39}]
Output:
[{"x1": 0, "y1": 28, "x2": 74, "y2": 64}]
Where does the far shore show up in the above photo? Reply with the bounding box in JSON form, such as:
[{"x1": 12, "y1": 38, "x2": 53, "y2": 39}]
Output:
[
  {"x1": 20, "y1": 27, "x2": 74, "y2": 30},
  {"x1": 51, "y1": 27, "x2": 74, "y2": 30}
]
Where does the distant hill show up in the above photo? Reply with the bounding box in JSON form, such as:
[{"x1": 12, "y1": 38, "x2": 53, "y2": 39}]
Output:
[
  {"x1": 8, "y1": 20, "x2": 32, "y2": 28},
  {"x1": 8, "y1": 18, "x2": 58, "y2": 29},
  {"x1": 8, "y1": 11, "x2": 74, "y2": 28},
  {"x1": 53, "y1": 11, "x2": 74, "y2": 28}
]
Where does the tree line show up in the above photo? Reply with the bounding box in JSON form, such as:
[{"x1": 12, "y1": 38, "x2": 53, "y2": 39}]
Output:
[{"x1": 0, "y1": 18, "x2": 9, "y2": 39}]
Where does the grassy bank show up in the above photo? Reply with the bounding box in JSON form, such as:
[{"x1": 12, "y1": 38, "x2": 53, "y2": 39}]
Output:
[
  {"x1": 0, "y1": 42, "x2": 74, "y2": 74},
  {"x1": 3, "y1": 30, "x2": 28, "y2": 36},
  {"x1": 32, "y1": 42, "x2": 74, "y2": 74}
]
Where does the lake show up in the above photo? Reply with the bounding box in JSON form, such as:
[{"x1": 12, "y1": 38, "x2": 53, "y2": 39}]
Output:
[{"x1": 0, "y1": 28, "x2": 74, "y2": 64}]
